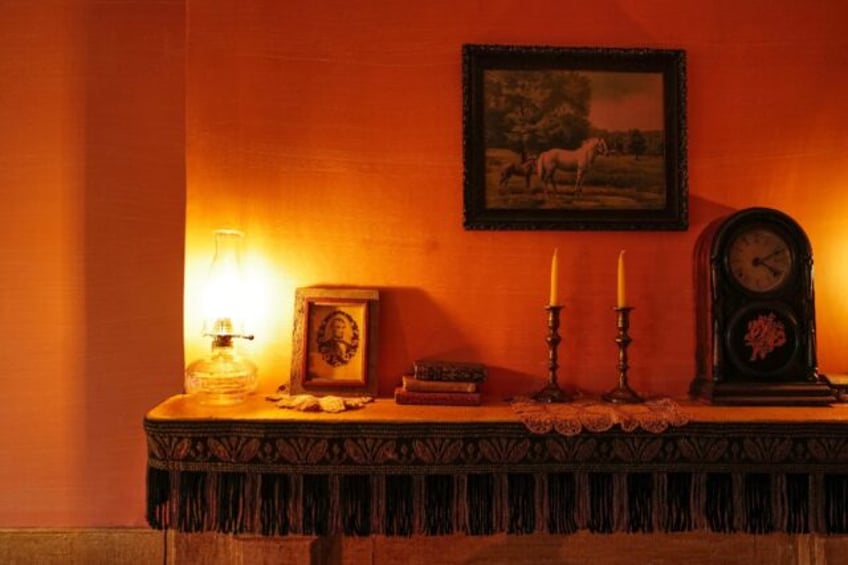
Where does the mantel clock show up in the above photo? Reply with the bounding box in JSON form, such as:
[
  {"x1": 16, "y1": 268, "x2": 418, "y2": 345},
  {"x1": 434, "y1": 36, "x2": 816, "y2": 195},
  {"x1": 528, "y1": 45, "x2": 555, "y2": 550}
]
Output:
[{"x1": 691, "y1": 207, "x2": 833, "y2": 405}]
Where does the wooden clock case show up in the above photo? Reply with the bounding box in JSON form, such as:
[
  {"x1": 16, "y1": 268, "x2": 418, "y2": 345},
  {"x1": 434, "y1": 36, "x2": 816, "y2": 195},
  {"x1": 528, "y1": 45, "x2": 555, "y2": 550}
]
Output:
[{"x1": 690, "y1": 207, "x2": 833, "y2": 405}]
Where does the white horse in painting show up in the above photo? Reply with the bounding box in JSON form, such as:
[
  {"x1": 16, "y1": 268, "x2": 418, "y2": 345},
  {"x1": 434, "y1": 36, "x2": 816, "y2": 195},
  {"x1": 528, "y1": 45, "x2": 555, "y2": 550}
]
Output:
[{"x1": 537, "y1": 137, "x2": 608, "y2": 197}]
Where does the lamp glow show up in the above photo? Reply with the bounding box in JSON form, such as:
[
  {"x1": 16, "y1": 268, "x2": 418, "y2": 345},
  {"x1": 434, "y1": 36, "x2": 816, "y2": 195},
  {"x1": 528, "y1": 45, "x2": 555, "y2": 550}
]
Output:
[{"x1": 185, "y1": 229, "x2": 257, "y2": 405}]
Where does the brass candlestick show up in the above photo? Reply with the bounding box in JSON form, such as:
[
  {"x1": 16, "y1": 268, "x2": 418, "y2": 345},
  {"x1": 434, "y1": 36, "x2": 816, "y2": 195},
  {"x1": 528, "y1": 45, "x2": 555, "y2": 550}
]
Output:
[
  {"x1": 602, "y1": 306, "x2": 643, "y2": 404},
  {"x1": 531, "y1": 305, "x2": 571, "y2": 403}
]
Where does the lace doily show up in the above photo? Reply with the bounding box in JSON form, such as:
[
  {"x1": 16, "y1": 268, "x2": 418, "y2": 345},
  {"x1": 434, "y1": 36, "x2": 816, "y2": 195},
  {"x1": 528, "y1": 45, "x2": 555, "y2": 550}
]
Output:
[
  {"x1": 266, "y1": 393, "x2": 373, "y2": 413},
  {"x1": 511, "y1": 396, "x2": 689, "y2": 436}
]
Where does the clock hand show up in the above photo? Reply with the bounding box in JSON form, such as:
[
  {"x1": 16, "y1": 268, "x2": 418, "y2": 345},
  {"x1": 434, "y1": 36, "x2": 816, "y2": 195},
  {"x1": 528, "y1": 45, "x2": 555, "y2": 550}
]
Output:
[
  {"x1": 759, "y1": 248, "x2": 786, "y2": 262},
  {"x1": 752, "y1": 257, "x2": 781, "y2": 278}
]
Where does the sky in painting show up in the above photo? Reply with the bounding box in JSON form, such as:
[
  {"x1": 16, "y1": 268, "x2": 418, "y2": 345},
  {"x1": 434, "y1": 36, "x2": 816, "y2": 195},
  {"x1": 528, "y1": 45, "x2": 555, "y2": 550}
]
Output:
[{"x1": 586, "y1": 71, "x2": 664, "y2": 132}]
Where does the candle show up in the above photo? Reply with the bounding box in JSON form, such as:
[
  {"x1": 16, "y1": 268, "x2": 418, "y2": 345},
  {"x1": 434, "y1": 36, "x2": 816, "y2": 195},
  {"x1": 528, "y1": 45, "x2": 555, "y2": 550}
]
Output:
[
  {"x1": 549, "y1": 248, "x2": 559, "y2": 306},
  {"x1": 617, "y1": 250, "x2": 627, "y2": 308}
]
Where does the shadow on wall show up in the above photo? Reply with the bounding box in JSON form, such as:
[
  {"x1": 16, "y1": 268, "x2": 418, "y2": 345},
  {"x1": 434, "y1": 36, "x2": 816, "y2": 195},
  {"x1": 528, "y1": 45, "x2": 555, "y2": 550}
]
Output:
[{"x1": 378, "y1": 286, "x2": 485, "y2": 398}]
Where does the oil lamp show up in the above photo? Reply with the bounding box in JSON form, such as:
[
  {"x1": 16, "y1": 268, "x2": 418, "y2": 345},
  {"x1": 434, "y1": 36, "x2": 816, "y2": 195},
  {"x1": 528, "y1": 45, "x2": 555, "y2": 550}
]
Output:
[{"x1": 184, "y1": 229, "x2": 257, "y2": 405}]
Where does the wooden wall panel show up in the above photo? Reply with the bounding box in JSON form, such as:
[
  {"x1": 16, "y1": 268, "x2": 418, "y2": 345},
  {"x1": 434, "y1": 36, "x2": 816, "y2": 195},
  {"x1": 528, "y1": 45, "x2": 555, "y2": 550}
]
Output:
[{"x1": 4, "y1": 529, "x2": 848, "y2": 564}]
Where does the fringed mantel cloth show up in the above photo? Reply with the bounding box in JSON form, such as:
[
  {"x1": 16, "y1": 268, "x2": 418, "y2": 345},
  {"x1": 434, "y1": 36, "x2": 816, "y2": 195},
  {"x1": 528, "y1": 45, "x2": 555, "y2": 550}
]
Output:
[{"x1": 145, "y1": 394, "x2": 848, "y2": 537}]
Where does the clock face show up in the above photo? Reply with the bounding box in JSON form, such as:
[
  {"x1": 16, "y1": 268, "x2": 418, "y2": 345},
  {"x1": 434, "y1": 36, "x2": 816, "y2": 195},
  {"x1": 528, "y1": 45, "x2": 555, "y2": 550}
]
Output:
[{"x1": 727, "y1": 227, "x2": 793, "y2": 293}]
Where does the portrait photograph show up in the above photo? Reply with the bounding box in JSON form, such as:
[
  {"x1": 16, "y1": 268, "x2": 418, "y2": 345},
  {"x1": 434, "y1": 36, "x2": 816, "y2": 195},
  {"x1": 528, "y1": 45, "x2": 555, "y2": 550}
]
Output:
[{"x1": 306, "y1": 302, "x2": 366, "y2": 383}]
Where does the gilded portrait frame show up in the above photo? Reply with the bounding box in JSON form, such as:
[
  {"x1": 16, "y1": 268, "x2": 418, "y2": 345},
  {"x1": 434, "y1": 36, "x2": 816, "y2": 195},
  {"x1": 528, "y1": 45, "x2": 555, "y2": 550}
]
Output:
[{"x1": 290, "y1": 287, "x2": 379, "y2": 396}]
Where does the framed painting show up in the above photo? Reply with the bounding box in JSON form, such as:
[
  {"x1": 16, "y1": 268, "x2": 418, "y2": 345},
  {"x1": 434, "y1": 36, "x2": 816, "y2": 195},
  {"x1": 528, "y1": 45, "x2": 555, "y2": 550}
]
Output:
[
  {"x1": 462, "y1": 44, "x2": 688, "y2": 231},
  {"x1": 290, "y1": 287, "x2": 379, "y2": 397}
]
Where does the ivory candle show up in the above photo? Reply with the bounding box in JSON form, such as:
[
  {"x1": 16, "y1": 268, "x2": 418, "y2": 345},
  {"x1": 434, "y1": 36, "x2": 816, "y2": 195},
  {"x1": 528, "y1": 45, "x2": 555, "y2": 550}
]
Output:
[
  {"x1": 549, "y1": 248, "x2": 559, "y2": 306},
  {"x1": 617, "y1": 250, "x2": 627, "y2": 308}
]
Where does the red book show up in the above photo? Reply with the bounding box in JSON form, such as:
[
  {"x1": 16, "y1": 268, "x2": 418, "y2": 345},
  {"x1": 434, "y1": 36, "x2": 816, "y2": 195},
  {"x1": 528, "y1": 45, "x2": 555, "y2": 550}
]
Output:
[{"x1": 393, "y1": 387, "x2": 482, "y2": 406}]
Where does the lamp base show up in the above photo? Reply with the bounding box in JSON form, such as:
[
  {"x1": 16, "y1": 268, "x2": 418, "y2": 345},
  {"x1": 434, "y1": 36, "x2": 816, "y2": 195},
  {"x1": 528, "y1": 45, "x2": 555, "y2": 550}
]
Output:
[
  {"x1": 185, "y1": 345, "x2": 257, "y2": 406},
  {"x1": 188, "y1": 377, "x2": 254, "y2": 406}
]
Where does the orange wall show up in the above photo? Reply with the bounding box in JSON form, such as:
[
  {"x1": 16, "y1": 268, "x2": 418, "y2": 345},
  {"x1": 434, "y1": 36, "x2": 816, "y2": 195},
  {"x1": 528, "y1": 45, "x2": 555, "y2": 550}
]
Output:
[
  {"x1": 186, "y1": 0, "x2": 848, "y2": 402},
  {"x1": 2, "y1": 0, "x2": 848, "y2": 529},
  {"x1": 0, "y1": 1, "x2": 184, "y2": 526}
]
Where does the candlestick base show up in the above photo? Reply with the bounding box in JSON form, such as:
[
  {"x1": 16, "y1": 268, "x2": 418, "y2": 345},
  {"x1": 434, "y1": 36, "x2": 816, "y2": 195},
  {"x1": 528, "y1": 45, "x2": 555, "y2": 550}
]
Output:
[
  {"x1": 602, "y1": 383, "x2": 643, "y2": 404},
  {"x1": 531, "y1": 382, "x2": 572, "y2": 404},
  {"x1": 527, "y1": 305, "x2": 572, "y2": 403},
  {"x1": 603, "y1": 306, "x2": 644, "y2": 404}
]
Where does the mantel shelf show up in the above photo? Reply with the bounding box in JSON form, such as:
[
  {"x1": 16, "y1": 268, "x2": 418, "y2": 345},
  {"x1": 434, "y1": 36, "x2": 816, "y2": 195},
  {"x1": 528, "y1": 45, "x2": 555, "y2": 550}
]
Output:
[
  {"x1": 145, "y1": 394, "x2": 848, "y2": 537},
  {"x1": 147, "y1": 393, "x2": 848, "y2": 424}
]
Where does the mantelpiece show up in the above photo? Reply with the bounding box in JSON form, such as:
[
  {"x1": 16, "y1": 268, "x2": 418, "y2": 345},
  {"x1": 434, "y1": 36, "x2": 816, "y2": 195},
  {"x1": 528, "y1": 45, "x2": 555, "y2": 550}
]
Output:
[{"x1": 145, "y1": 395, "x2": 848, "y2": 536}]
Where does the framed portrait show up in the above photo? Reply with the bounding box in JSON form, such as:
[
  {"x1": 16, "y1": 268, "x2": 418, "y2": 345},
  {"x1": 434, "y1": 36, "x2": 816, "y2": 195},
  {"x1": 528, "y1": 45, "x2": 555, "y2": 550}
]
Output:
[
  {"x1": 462, "y1": 44, "x2": 688, "y2": 231},
  {"x1": 290, "y1": 287, "x2": 379, "y2": 396}
]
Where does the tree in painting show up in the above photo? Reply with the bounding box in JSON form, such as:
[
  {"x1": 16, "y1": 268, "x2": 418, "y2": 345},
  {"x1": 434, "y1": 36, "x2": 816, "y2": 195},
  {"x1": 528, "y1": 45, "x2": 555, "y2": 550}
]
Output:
[{"x1": 484, "y1": 70, "x2": 592, "y2": 158}]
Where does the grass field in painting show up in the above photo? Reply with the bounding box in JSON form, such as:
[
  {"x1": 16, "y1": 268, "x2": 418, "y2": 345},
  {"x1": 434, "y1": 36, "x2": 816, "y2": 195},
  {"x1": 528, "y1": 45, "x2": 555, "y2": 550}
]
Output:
[{"x1": 486, "y1": 148, "x2": 666, "y2": 210}]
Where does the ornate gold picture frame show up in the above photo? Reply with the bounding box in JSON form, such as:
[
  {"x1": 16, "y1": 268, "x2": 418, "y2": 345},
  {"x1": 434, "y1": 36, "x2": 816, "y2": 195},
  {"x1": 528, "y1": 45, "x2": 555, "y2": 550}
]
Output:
[{"x1": 290, "y1": 287, "x2": 379, "y2": 396}]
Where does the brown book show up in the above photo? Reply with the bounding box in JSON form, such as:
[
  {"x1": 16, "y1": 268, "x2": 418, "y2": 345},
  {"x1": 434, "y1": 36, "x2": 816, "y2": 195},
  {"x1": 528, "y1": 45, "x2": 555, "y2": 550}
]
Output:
[
  {"x1": 413, "y1": 360, "x2": 487, "y2": 382},
  {"x1": 394, "y1": 387, "x2": 482, "y2": 406},
  {"x1": 402, "y1": 375, "x2": 477, "y2": 393}
]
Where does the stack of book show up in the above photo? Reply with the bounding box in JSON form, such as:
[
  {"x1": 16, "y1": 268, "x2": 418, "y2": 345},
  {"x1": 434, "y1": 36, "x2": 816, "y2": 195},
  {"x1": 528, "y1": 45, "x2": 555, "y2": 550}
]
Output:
[{"x1": 394, "y1": 361, "x2": 486, "y2": 406}]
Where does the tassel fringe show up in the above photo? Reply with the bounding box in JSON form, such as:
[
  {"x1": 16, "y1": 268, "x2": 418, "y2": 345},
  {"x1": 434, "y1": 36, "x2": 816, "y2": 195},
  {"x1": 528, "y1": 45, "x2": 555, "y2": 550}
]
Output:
[{"x1": 145, "y1": 466, "x2": 848, "y2": 536}]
